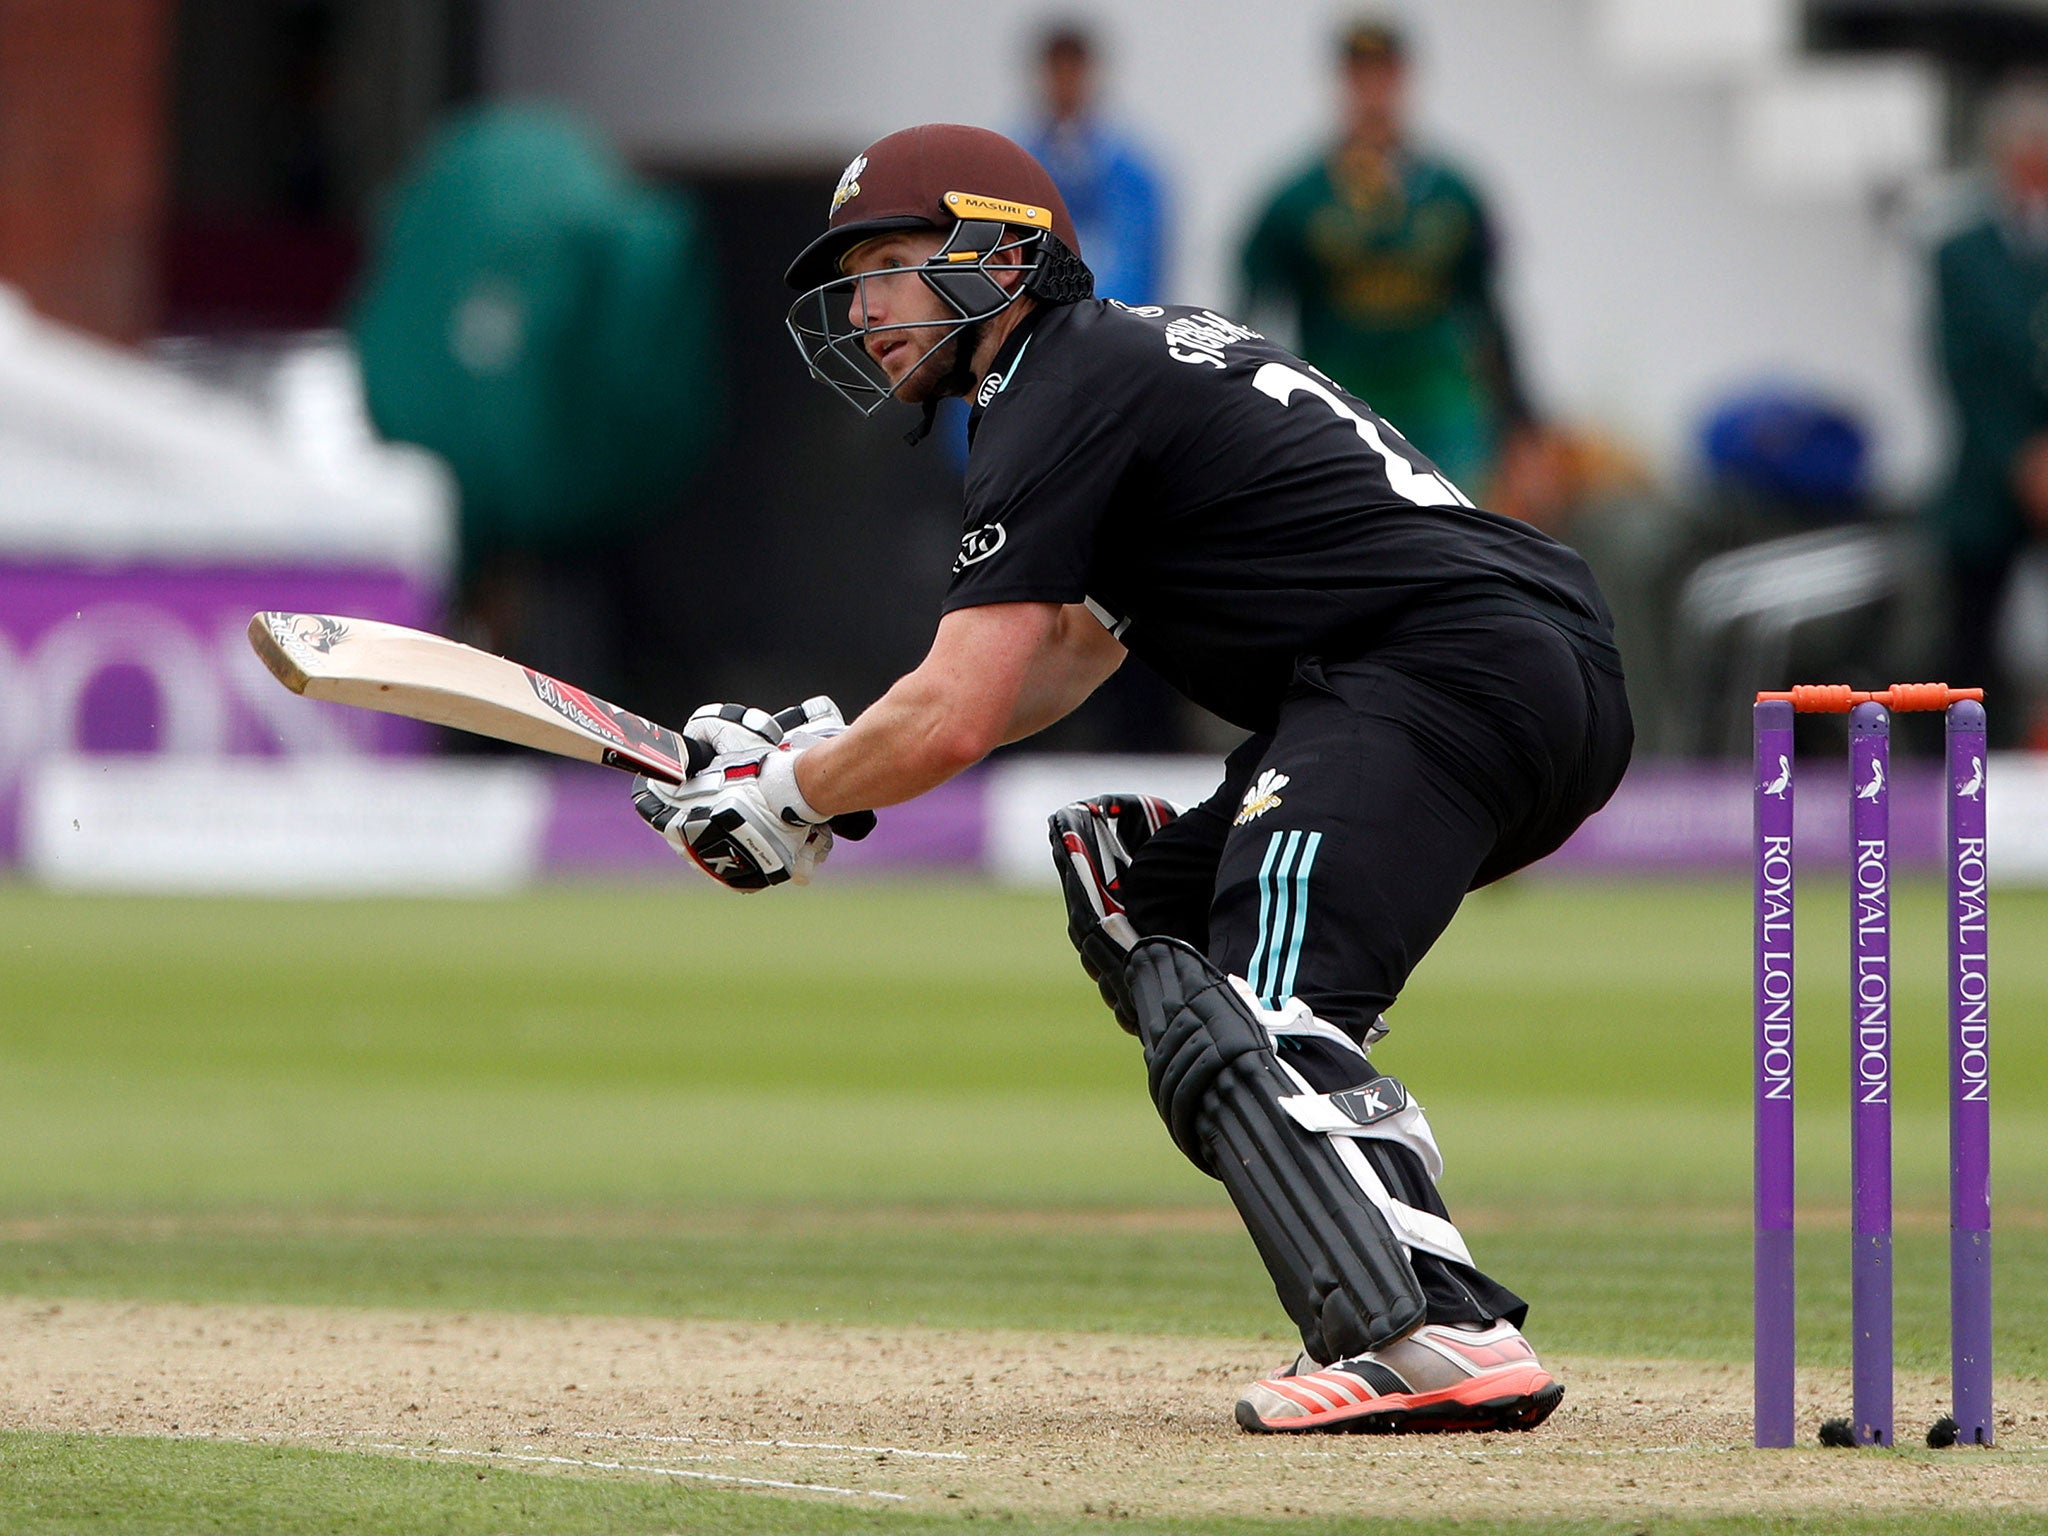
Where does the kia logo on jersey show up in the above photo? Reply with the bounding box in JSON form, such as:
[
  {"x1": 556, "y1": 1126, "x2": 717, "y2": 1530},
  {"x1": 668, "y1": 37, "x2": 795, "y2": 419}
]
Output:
[{"x1": 953, "y1": 523, "x2": 1007, "y2": 571}]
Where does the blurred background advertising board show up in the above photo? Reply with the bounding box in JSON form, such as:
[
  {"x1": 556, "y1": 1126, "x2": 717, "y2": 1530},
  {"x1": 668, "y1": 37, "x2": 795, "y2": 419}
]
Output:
[{"x1": 0, "y1": 292, "x2": 454, "y2": 877}]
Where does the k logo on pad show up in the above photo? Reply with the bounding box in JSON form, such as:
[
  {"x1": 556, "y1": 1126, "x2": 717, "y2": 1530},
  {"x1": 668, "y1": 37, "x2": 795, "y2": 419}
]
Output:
[
  {"x1": 1234, "y1": 769, "x2": 1289, "y2": 825},
  {"x1": 953, "y1": 523, "x2": 1007, "y2": 571},
  {"x1": 1331, "y1": 1080, "x2": 1410, "y2": 1126}
]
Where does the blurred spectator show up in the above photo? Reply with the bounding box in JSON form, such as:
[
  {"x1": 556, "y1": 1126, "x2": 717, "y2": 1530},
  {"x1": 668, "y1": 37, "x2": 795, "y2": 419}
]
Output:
[
  {"x1": 1929, "y1": 76, "x2": 2048, "y2": 744},
  {"x1": 1240, "y1": 18, "x2": 1538, "y2": 504},
  {"x1": 1000, "y1": 21, "x2": 1190, "y2": 752},
  {"x1": 937, "y1": 20, "x2": 1169, "y2": 460},
  {"x1": 1019, "y1": 22, "x2": 1168, "y2": 305},
  {"x1": 350, "y1": 104, "x2": 717, "y2": 702}
]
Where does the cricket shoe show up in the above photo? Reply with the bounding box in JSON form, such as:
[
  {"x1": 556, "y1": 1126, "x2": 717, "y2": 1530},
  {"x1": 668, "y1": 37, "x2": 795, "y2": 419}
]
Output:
[
  {"x1": 1047, "y1": 792, "x2": 1180, "y2": 1033},
  {"x1": 1234, "y1": 1320, "x2": 1563, "y2": 1435}
]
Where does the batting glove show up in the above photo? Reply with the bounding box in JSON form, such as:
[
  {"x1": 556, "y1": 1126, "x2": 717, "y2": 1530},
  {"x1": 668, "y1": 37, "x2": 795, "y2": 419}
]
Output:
[
  {"x1": 633, "y1": 759, "x2": 835, "y2": 891},
  {"x1": 683, "y1": 701, "x2": 788, "y2": 760},
  {"x1": 634, "y1": 696, "x2": 874, "y2": 890}
]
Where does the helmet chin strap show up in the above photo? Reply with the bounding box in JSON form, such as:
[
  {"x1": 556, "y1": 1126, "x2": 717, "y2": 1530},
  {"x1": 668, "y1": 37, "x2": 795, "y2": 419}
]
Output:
[
  {"x1": 903, "y1": 401, "x2": 943, "y2": 447},
  {"x1": 901, "y1": 318, "x2": 986, "y2": 446}
]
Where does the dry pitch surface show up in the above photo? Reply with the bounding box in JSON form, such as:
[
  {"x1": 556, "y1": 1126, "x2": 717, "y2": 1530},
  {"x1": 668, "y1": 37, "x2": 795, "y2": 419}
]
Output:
[{"x1": 3, "y1": 1299, "x2": 2044, "y2": 1522}]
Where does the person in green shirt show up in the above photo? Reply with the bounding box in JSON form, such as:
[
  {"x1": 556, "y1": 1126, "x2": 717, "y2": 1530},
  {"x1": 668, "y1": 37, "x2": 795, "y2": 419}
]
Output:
[
  {"x1": 1930, "y1": 79, "x2": 2048, "y2": 743},
  {"x1": 1241, "y1": 20, "x2": 1532, "y2": 496}
]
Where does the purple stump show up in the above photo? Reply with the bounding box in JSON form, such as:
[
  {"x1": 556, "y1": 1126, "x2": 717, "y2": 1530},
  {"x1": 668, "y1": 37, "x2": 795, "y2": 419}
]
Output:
[
  {"x1": 1947, "y1": 699, "x2": 1994, "y2": 1444},
  {"x1": 1754, "y1": 699, "x2": 1797, "y2": 1447},
  {"x1": 1848, "y1": 701, "x2": 1893, "y2": 1446}
]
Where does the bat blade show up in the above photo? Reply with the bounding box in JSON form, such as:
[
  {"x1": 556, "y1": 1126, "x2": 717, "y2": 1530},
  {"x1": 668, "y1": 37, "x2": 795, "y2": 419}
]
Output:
[{"x1": 247, "y1": 611, "x2": 699, "y2": 782}]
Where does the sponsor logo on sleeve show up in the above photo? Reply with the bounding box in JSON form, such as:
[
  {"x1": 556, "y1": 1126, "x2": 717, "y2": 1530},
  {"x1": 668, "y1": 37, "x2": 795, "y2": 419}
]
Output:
[{"x1": 953, "y1": 523, "x2": 1008, "y2": 572}]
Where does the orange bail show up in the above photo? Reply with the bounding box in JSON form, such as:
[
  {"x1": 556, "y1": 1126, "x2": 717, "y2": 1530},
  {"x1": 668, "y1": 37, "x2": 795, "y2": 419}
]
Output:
[{"x1": 1754, "y1": 683, "x2": 1985, "y2": 714}]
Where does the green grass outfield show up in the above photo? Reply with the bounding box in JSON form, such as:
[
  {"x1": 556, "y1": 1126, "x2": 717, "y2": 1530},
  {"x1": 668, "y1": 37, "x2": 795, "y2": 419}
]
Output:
[
  {"x1": 6, "y1": 1430, "x2": 2046, "y2": 1536},
  {"x1": 1, "y1": 878, "x2": 2042, "y2": 1533}
]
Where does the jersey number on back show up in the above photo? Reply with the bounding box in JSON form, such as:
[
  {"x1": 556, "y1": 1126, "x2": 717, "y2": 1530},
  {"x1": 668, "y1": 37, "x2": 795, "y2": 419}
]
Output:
[{"x1": 1251, "y1": 363, "x2": 1473, "y2": 509}]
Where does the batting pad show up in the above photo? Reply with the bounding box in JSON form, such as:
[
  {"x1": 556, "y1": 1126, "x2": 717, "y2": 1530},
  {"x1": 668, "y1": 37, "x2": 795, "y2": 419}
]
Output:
[{"x1": 1127, "y1": 936, "x2": 1428, "y2": 1362}]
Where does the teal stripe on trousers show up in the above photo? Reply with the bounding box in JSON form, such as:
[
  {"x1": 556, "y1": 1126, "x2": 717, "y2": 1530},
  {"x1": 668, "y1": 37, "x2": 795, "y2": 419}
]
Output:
[
  {"x1": 1249, "y1": 831, "x2": 1289, "y2": 1001},
  {"x1": 1256, "y1": 830, "x2": 1311, "y2": 1008},
  {"x1": 1275, "y1": 830, "x2": 1323, "y2": 1002}
]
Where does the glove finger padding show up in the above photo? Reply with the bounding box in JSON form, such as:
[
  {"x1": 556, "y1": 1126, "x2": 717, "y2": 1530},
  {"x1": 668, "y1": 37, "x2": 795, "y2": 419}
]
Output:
[
  {"x1": 685, "y1": 702, "x2": 786, "y2": 759},
  {"x1": 771, "y1": 696, "x2": 848, "y2": 736}
]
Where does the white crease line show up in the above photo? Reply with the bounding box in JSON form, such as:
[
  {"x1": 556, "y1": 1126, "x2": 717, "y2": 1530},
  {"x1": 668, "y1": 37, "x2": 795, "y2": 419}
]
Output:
[
  {"x1": 572, "y1": 1429, "x2": 969, "y2": 1461},
  {"x1": 361, "y1": 1441, "x2": 908, "y2": 1501}
]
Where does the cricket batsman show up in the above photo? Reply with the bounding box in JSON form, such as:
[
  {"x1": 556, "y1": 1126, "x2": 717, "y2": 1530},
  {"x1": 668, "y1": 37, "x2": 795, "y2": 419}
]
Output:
[{"x1": 633, "y1": 124, "x2": 1632, "y2": 1435}]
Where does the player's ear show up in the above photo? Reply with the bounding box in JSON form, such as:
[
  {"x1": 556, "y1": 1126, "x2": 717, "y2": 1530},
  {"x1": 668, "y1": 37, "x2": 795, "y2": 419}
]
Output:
[{"x1": 995, "y1": 231, "x2": 1049, "y2": 291}]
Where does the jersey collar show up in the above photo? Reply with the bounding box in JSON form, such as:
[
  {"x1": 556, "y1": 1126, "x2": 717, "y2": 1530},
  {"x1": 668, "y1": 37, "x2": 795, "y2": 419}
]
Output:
[{"x1": 966, "y1": 305, "x2": 1049, "y2": 438}]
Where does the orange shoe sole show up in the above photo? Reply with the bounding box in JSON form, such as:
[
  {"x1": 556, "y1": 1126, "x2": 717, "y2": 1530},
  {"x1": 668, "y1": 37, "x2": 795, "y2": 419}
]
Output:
[{"x1": 1235, "y1": 1363, "x2": 1564, "y2": 1436}]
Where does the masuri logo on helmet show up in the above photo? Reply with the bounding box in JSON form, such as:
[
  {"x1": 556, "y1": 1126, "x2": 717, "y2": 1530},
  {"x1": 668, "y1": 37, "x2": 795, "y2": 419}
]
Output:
[{"x1": 941, "y1": 191, "x2": 1053, "y2": 230}]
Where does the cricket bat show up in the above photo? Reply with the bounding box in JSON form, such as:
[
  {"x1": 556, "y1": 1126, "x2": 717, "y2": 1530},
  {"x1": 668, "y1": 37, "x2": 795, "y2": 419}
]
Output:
[{"x1": 247, "y1": 611, "x2": 707, "y2": 783}]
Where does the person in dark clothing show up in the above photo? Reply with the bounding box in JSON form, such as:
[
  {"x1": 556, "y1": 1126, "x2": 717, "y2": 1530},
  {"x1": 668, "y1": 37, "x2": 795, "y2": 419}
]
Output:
[
  {"x1": 1930, "y1": 78, "x2": 2048, "y2": 743},
  {"x1": 634, "y1": 125, "x2": 1632, "y2": 1436}
]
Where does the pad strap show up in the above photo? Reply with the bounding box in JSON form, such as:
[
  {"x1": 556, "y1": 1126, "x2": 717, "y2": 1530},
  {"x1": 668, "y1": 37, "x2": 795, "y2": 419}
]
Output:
[
  {"x1": 1229, "y1": 980, "x2": 1472, "y2": 1267},
  {"x1": 1274, "y1": 1079, "x2": 1471, "y2": 1267}
]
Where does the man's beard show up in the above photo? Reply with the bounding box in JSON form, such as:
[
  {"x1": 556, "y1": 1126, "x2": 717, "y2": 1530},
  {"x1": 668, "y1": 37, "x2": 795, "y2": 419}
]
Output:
[{"x1": 885, "y1": 326, "x2": 966, "y2": 405}]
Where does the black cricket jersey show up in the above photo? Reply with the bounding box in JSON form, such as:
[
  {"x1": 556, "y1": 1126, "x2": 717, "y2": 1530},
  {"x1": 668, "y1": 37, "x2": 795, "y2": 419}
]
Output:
[{"x1": 944, "y1": 299, "x2": 1611, "y2": 732}]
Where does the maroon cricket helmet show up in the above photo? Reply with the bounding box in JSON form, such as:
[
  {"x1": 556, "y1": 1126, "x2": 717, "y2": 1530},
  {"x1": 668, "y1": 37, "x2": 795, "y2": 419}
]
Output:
[{"x1": 784, "y1": 123, "x2": 1082, "y2": 292}]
